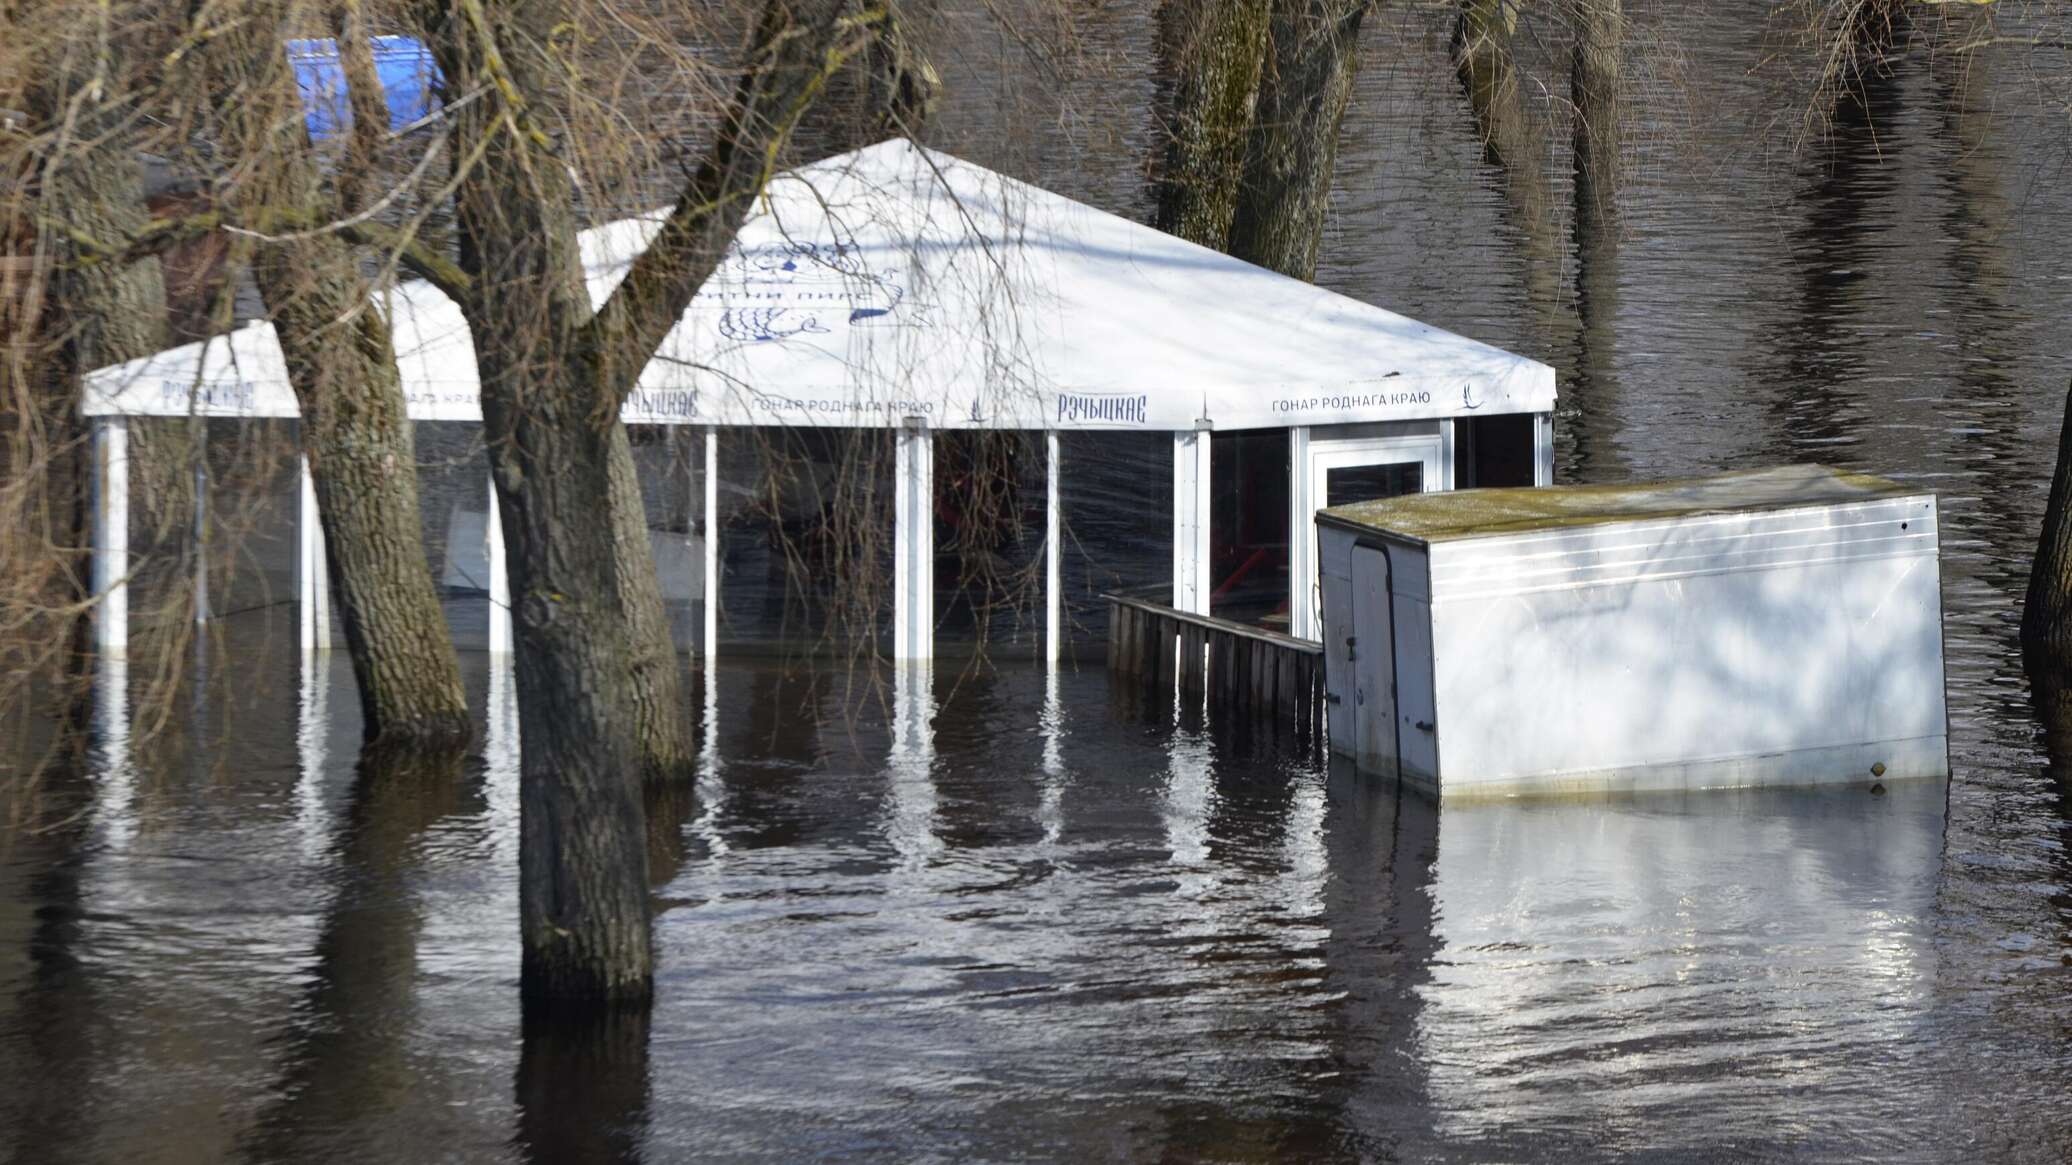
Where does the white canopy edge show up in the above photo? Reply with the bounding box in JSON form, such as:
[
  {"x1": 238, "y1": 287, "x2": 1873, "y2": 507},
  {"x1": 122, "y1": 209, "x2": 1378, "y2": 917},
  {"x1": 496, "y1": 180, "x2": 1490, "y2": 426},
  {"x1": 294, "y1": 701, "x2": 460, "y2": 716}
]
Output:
[{"x1": 83, "y1": 141, "x2": 1555, "y2": 431}]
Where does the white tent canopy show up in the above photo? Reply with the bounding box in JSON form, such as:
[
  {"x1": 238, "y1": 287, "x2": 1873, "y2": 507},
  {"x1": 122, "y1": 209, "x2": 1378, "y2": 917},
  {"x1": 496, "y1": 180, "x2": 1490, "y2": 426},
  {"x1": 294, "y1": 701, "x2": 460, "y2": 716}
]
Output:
[
  {"x1": 81, "y1": 140, "x2": 1558, "y2": 664},
  {"x1": 84, "y1": 139, "x2": 1553, "y2": 429}
]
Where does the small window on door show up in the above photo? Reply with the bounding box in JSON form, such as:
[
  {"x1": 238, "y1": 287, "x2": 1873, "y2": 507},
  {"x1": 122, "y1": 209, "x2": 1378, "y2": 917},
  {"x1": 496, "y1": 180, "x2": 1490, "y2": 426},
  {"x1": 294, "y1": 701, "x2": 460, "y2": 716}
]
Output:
[{"x1": 1326, "y1": 461, "x2": 1423, "y2": 506}]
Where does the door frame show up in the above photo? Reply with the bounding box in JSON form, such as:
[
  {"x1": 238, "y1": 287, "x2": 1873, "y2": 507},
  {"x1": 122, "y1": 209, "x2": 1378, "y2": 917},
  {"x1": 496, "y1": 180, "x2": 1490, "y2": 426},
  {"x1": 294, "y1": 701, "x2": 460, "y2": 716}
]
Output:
[{"x1": 1288, "y1": 424, "x2": 1450, "y2": 641}]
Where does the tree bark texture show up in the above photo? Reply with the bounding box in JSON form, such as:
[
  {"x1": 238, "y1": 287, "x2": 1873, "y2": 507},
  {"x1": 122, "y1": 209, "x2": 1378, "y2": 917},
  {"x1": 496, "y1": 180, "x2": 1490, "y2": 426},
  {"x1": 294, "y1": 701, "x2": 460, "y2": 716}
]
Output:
[
  {"x1": 606, "y1": 424, "x2": 695, "y2": 784},
  {"x1": 1452, "y1": 0, "x2": 1543, "y2": 179},
  {"x1": 1152, "y1": 0, "x2": 1273, "y2": 249},
  {"x1": 1452, "y1": 0, "x2": 1561, "y2": 335},
  {"x1": 2024, "y1": 383, "x2": 2072, "y2": 675},
  {"x1": 223, "y1": 3, "x2": 473, "y2": 747},
  {"x1": 1226, "y1": 0, "x2": 1374, "y2": 280},
  {"x1": 1570, "y1": 0, "x2": 1621, "y2": 235},
  {"x1": 261, "y1": 266, "x2": 475, "y2": 746},
  {"x1": 426, "y1": 0, "x2": 903, "y2": 1004},
  {"x1": 1566, "y1": 0, "x2": 1621, "y2": 480}
]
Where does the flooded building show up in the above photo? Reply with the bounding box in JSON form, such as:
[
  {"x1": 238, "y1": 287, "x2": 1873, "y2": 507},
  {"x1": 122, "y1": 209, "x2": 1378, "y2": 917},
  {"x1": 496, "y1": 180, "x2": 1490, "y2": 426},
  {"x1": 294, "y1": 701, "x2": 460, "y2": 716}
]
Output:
[{"x1": 81, "y1": 140, "x2": 1554, "y2": 661}]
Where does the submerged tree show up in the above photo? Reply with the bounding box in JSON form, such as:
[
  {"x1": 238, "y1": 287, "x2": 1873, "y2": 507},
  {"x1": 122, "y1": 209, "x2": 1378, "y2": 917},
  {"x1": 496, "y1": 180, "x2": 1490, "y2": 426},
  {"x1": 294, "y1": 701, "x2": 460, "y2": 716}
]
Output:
[
  {"x1": 416, "y1": 0, "x2": 917, "y2": 1004},
  {"x1": 1148, "y1": 0, "x2": 1377, "y2": 279},
  {"x1": 1151, "y1": 0, "x2": 1272, "y2": 249},
  {"x1": 2025, "y1": 383, "x2": 2072, "y2": 674},
  {"x1": 204, "y1": 0, "x2": 476, "y2": 747},
  {"x1": 1225, "y1": 0, "x2": 1377, "y2": 279},
  {"x1": 1567, "y1": 0, "x2": 1622, "y2": 478}
]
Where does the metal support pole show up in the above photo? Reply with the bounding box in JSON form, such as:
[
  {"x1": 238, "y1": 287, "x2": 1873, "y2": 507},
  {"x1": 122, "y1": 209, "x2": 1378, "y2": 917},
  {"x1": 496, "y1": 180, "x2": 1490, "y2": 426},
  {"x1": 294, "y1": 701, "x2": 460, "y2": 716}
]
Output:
[
  {"x1": 1172, "y1": 428, "x2": 1211, "y2": 615},
  {"x1": 1287, "y1": 425, "x2": 1313, "y2": 640},
  {"x1": 1534, "y1": 411, "x2": 1555, "y2": 486},
  {"x1": 487, "y1": 472, "x2": 511, "y2": 656},
  {"x1": 1044, "y1": 429, "x2": 1061, "y2": 666},
  {"x1": 702, "y1": 426, "x2": 719, "y2": 670},
  {"x1": 91, "y1": 417, "x2": 129, "y2": 657},
  {"x1": 92, "y1": 655, "x2": 136, "y2": 852},
  {"x1": 297, "y1": 455, "x2": 331, "y2": 651},
  {"x1": 192, "y1": 457, "x2": 209, "y2": 625},
  {"x1": 893, "y1": 417, "x2": 934, "y2": 661},
  {"x1": 295, "y1": 643, "x2": 332, "y2": 860}
]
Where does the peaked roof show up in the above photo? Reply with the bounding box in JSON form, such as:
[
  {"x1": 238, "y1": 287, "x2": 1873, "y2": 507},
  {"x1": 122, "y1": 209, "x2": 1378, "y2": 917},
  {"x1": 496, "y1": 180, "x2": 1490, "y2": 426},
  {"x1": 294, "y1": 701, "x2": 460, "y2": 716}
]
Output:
[{"x1": 85, "y1": 140, "x2": 1555, "y2": 430}]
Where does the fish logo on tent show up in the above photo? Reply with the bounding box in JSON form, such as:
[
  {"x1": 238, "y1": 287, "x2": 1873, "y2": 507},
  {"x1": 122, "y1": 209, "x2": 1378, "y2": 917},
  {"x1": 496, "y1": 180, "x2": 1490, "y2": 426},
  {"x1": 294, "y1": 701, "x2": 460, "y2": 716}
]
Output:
[{"x1": 712, "y1": 234, "x2": 911, "y2": 342}]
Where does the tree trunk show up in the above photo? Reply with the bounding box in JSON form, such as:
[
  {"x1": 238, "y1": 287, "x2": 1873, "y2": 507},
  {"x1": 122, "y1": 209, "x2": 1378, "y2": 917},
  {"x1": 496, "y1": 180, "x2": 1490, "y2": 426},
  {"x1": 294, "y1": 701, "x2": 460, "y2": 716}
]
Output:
[
  {"x1": 1152, "y1": 0, "x2": 1273, "y2": 249},
  {"x1": 490, "y1": 362, "x2": 656, "y2": 1006},
  {"x1": 1452, "y1": 0, "x2": 1543, "y2": 180},
  {"x1": 1567, "y1": 0, "x2": 1621, "y2": 479},
  {"x1": 1570, "y1": 0, "x2": 1620, "y2": 234},
  {"x1": 2023, "y1": 383, "x2": 2072, "y2": 674},
  {"x1": 261, "y1": 267, "x2": 475, "y2": 746},
  {"x1": 429, "y1": 0, "x2": 655, "y2": 1005},
  {"x1": 1225, "y1": 0, "x2": 1375, "y2": 279},
  {"x1": 428, "y1": 0, "x2": 904, "y2": 1006},
  {"x1": 606, "y1": 424, "x2": 695, "y2": 783},
  {"x1": 1452, "y1": 0, "x2": 1561, "y2": 335},
  {"x1": 224, "y1": 4, "x2": 473, "y2": 747}
]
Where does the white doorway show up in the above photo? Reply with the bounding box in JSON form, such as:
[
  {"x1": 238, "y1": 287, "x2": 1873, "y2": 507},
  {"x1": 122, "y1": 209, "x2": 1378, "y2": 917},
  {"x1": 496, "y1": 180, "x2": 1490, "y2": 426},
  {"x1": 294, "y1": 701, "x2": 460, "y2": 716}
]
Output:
[{"x1": 1289, "y1": 424, "x2": 1450, "y2": 640}]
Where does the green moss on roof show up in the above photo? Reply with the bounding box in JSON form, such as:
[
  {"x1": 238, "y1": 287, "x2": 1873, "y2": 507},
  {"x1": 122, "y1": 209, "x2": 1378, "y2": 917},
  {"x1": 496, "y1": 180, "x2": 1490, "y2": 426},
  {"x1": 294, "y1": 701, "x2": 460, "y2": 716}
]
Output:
[{"x1": 1319, "y1": 465, "x2": 1921, "y2": 543}]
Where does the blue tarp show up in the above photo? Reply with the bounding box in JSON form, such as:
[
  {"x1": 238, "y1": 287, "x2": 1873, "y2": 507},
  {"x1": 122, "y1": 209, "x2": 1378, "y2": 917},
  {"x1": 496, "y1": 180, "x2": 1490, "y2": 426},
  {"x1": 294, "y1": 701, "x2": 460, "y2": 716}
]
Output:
[{"x1": 286, "y1": 36, "x2": 441, "y2": 138}]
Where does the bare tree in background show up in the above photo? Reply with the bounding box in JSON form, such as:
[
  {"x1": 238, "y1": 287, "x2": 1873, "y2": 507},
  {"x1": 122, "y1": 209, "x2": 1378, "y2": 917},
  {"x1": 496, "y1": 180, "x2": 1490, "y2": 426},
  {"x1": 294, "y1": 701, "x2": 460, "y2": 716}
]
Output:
[
  {"x1": 1225, "y1": 0, "x2": 1377, "y2": 279},
  {"x1": 1567, "y1": 0, "x2": 1621, "y2": 479},
  {"x1": 1152, "y1": 0, "x2": 1272, "y2": 248},
  {"x1": 1147, "y1": 0, "x2": 1376, "y2": 279}
]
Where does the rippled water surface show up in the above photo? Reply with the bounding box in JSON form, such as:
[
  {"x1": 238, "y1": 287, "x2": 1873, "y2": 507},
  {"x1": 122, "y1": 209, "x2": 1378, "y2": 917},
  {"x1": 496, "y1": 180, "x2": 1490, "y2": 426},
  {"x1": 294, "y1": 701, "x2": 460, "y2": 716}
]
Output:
[{"x1": 7, "y1": 5, "x2": 2072, "y2": 1162}]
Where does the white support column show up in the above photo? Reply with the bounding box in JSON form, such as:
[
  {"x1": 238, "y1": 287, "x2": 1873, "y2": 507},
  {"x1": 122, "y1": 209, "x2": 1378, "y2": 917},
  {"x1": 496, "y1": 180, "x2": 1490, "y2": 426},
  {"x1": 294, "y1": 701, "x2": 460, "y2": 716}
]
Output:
[
  {"x1": 887, "y1": 660, "x2": 941, "y2": 870},
  {"x1": 92, "y1": 655, "x2": 136, "y2": 852},
  {"x1": 1438, "y1": 419, "x2": 1458, "y2": 490},
  {"x1": 1172, "y1": 428, "x2": 1211, "y2": 615},
  {"x1": 1287, "y1": 426, "x2": 1313, "y2": 640},
  {"x1": 297, "y1": 455, "x2": 332, "y2": 651},
  {"x1": 1533, "y1": 411, "x2": 1555, "y2": 486},
  {"x1": 702, "y1": 426, "x2": 719, "y2": 670},
  {"x1": 893, "y1": 417, "x2": 934, "y2": 661},
  {"x1": 294, "y1": 644, "x2": 332, "y2": 860},
  {"x1": 192, "y1": 460, "x2": 209, "y2": 625},
  {"x1": 91, "y1": 417, "x2": 129, "y2": 657},
  {"x1": 1044, "y1": 430, "x2": 1061, "y2": 666},
  {"x1": 487, "y1": 473, "x2": 512, "y2": 656},
  {"x1": 692, "y1": 433, "x2": 727, "y2": 856},
  {"x1": 484, "y1": 650, "x2": 520, "y2": 865},
  {"x1": 1037, "y1": 668, "x2": 1065, "y2": 847}
]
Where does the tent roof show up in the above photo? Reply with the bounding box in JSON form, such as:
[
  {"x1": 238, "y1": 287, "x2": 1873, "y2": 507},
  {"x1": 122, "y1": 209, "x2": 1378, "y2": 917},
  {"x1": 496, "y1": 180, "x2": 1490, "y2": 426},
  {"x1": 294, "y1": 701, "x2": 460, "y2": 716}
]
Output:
[{"x1": 84, "y1": 140, "x2": 1556, "y2": 431}]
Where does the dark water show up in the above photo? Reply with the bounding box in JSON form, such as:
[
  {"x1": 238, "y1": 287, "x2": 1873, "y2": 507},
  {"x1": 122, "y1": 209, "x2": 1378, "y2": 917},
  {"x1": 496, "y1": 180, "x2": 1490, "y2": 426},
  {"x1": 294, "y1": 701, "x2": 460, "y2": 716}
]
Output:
[{"x1": 8, "y1": 5, "x2": 2072, "y2": 1162}]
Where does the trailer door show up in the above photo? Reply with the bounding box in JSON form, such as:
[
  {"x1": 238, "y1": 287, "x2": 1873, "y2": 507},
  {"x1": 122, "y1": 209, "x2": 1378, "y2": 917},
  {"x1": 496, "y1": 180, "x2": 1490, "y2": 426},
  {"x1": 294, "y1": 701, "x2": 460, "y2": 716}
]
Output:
[{"x1": 1350, "y1": 543, "x2": 1398, "y2": 778}]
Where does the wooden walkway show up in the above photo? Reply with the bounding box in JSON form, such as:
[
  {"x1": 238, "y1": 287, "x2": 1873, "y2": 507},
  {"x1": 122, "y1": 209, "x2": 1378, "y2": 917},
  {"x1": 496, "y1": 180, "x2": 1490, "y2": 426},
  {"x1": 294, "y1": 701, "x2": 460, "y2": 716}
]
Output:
[{"x1": 1105, "y1": 594, "x2": 1324, "y2": 741}]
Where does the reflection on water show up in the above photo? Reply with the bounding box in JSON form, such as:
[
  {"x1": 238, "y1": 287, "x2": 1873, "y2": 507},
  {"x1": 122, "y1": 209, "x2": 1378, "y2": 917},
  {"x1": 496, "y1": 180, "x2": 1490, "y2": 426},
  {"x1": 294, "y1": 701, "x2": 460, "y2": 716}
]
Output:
[
  {"x1": 9, "y1": 8, "x2": 2072, "y2": 1161},
  {"x1": 5, "y1": 639, "x2": 2060, "y2": 1162}
]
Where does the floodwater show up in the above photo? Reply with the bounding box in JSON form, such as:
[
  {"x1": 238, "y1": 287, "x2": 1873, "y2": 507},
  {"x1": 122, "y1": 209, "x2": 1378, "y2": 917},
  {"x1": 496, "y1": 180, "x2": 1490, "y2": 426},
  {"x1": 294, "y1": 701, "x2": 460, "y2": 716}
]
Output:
[{"x1": 7, "y1": 4, "x2": 2072, "y2": 1162}]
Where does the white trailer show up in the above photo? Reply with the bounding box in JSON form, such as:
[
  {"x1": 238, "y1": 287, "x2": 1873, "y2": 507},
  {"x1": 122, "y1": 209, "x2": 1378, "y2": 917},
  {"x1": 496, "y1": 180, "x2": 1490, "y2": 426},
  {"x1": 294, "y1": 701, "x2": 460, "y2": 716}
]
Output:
[{"x1": 1315, "y1": 465, "x2": 1949, "y2": 798}]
